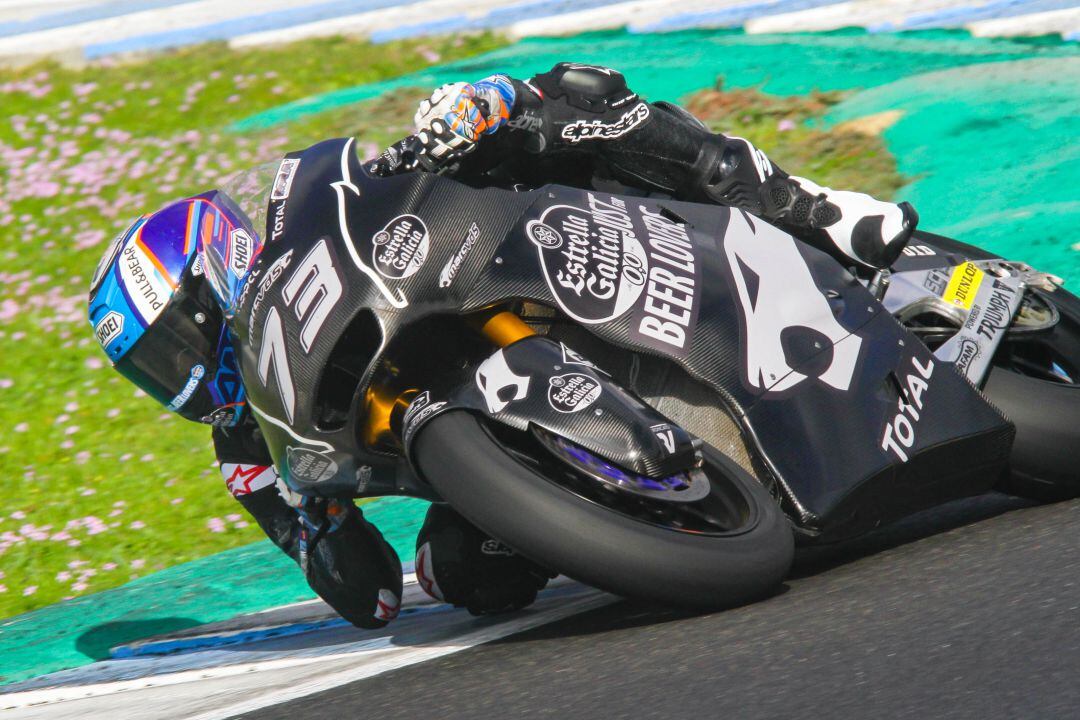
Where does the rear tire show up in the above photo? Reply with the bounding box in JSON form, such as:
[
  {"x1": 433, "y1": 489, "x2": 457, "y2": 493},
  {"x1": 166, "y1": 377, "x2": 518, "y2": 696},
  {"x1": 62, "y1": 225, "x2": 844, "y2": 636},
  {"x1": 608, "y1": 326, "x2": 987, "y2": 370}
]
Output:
[
  {"x1": 413, "y1": 411, "x2": 793, "y2": 609},
  {"x1": 984, "y1": 284, "x2": 1080, "y2": 501},
  {"x1": 984, "y1": 367, "x2": 1080, "y2": 501},
  {"x1": 907, "y1": 233, "x2": 1080, "y2": 501}
]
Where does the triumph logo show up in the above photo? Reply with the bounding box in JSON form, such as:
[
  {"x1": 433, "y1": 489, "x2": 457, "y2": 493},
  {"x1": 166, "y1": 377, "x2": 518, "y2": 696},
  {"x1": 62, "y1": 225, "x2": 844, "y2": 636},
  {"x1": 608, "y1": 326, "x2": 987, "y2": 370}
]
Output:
[
  {"x1": 976, "y1": 280, "x2": 1017, "y2": 341},
  {"x1": 561, "y1": 103, "x2": 649, "y2": 144}
]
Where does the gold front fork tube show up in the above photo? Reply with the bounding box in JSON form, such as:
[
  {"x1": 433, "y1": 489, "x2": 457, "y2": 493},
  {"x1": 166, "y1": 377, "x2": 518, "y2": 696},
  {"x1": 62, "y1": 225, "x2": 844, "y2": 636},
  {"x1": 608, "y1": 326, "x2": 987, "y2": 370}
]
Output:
[
  {"x1": 363, "y1": 311, "x2": 535, "y2": 447},
  {"x1": 362, "y1": 386, "x2": 417, "y2": 448},
  {"x1": 480, "y1": 311, "x2": 536, "y2": 347}
]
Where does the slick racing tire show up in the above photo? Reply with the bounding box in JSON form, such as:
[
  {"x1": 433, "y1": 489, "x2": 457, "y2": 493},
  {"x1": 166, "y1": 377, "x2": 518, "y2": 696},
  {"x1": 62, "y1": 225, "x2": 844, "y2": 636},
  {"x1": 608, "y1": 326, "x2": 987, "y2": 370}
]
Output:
[
  {"x1": 982, "y1": 284, "x2": 1080, "y2": 501},
  {"x1": 910, "y1": 231, "x2": 1080, "y2": 501},
  {"x1": 984, "y1": 368, "x2": 1080, "y2": 501},
  {"x1": 412, "y1": 411, "x2": 794, "y2": 609}
]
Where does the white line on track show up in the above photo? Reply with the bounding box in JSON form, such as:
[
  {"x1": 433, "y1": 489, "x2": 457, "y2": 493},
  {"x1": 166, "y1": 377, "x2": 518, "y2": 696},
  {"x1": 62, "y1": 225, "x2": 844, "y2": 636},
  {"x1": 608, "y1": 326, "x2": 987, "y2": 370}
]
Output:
[
  {"x1": 1, "y1": 583, "x2": 613, "y2": 720},
  {"x1": 228, "y1": 0, "x2": 516, "y2": 48},
  {"x1": 191, "y1": 591, "x2": 613, "y2": 720}
]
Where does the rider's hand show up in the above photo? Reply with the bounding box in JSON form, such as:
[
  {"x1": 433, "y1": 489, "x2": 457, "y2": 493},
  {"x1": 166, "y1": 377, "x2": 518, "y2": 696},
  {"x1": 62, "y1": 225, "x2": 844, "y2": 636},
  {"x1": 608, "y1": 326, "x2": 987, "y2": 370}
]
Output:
[
  {"x1": 370, "y1": 76, "x2": 514, "y2": 177},
  {"x1": 411, "y1": 82, "x2": 483, "y2": 171}
]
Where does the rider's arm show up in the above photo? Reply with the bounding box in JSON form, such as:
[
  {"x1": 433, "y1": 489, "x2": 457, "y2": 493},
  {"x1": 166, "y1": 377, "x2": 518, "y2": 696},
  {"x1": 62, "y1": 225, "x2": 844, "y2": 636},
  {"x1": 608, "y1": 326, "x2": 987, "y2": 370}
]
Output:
[
  {"x1": 213, "y1": 419, "x2": 297, "y2": 555},
  {"x1": 213, "y1": 420, "x2": 403, "y2": 628},
  {"x1": 389, "y1": 64, "x2": 732, "y2": 197},
  {"x1": 395, "y1": 63, "x2": 915, "y2": 269}
]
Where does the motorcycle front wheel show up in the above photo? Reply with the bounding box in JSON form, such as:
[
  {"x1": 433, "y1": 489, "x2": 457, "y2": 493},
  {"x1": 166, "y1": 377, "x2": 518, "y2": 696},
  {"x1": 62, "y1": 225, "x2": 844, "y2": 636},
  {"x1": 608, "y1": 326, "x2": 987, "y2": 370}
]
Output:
[{"x1": 412, "y1": 411, "x2": 793, "y2": 609}]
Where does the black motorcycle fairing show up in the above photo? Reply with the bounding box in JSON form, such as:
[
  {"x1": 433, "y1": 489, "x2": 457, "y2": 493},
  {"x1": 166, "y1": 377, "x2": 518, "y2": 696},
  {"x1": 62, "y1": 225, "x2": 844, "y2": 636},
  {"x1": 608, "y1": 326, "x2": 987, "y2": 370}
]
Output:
[
  {"x1": 400, "y1": 335, "x2": 699, "y2": 479},
  {"x1": 228, "y1": 138, "x2": 1013, "y2": 538},
  {"x1": 230, "y1": 138, "x2": 538, "y2": 496},
  {"x1": 891, "y1": 229, "x2": 1001, "y2": 273},
  {"x1": 464, "y1": 189, "x2": 1013, "y2": 532},
  {"x1": 745, "y1": 306, "x2": 1015, "y2": 535}
]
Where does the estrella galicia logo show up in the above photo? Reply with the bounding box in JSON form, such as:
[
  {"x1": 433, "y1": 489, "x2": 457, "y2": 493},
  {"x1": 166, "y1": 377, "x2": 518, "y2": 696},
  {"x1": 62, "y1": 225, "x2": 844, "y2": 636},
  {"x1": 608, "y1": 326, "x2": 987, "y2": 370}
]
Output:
[
  {"x1": 286, "y1": 446, "x2": 339, "y2": 484},
  {"x1": 548, "y1": 372, "x2": 602, "y2": 413},
  {"x1": 532, "y1": 196, "x2": 648, "y2": 325},
  {"x1": 372, "y1": 214, "x2": 430, "y2": 280}
]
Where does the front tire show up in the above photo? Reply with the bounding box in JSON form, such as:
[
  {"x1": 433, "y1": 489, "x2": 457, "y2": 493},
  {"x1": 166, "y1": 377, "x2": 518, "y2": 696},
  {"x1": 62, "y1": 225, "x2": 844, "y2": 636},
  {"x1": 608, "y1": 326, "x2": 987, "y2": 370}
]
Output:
[{"x1": 412, "y1": 411, "x2": 793, "y2": 609}]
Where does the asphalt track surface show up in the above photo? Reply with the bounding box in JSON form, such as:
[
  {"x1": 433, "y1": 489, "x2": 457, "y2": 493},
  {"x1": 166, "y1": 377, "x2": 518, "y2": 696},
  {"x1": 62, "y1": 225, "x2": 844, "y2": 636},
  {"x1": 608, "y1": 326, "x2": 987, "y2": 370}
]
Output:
[{"x1": 240, "y1": 492, "x2": 1080, "y2": 720}]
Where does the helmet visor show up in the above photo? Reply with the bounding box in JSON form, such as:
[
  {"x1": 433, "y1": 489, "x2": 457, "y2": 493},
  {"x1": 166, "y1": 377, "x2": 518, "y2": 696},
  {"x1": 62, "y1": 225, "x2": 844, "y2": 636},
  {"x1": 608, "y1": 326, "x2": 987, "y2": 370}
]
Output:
[{"x1": 113, "y1": 283, "x2": 223, "y2": 419}]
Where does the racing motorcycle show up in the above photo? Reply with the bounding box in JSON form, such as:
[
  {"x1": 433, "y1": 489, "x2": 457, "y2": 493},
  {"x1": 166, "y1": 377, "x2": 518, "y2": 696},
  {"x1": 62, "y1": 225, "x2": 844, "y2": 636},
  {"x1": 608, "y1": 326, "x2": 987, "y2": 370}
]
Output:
[{"x1": 205, "y1": 137, "x2": 1080, "y2": 609}]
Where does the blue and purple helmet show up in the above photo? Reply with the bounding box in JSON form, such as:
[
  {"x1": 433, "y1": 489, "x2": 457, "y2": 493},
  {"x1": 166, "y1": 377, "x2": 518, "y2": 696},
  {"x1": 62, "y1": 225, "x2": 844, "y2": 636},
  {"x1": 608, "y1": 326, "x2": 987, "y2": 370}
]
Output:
[{"x1": 88, "y1": 191, "x2": 261, "y2": 425}]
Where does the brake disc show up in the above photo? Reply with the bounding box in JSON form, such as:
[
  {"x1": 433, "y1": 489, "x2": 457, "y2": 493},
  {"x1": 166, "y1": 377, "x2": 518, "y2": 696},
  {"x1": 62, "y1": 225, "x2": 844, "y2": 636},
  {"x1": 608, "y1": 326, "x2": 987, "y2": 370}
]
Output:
[{"x1": 533, "y1": 426, "x2": 711, "y2": 503}]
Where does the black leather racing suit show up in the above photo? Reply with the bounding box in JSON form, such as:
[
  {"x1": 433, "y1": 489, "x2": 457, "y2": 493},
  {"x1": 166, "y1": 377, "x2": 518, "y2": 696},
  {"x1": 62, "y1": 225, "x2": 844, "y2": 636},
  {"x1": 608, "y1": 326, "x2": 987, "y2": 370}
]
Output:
[{"x1": 383, "y1": 62, "x2": 916, "y2": 270}]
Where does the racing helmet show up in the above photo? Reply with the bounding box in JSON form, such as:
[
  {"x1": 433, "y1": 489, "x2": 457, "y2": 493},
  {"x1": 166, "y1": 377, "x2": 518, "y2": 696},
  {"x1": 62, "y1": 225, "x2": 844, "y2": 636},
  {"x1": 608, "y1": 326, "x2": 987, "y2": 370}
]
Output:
[{"x1": 87, "y1": 193, "x2": 257, "y2": 425}]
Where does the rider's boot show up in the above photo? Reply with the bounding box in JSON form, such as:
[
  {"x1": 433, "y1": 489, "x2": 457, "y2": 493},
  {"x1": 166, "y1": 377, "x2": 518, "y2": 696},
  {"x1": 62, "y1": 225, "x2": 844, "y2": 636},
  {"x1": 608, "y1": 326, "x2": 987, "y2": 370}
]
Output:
[{"x1": 696, "y1": 133, "x2": 918, "y2": 270}]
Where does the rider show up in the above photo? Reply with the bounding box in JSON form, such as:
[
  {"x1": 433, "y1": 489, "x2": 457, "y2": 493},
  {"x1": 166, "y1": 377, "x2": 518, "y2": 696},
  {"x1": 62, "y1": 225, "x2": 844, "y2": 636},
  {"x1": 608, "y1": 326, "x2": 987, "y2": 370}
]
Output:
[
  {"x1": 377, "y1": 64, "x2": 916, "y2": 271},
  {"x1": 87, "y1": 62, "x2": 917, "y2": 629}
]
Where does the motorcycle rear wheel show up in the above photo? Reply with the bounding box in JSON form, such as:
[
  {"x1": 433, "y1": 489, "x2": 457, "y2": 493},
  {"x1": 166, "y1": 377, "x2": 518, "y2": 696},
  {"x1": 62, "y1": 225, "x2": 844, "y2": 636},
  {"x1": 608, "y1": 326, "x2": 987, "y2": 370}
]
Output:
[
  {"x1": 985, "y1": 368, "x2": 1080, "y2": 501},
  {"x1": 984, "y1": 286, "x2": 1080, "y2": 501},
  {"x1": 908, "y1": 232, "x2": 1080, "y2": 501},
  {"x1": 412, "y1": 411, "x2": 793, "y2": 609}
]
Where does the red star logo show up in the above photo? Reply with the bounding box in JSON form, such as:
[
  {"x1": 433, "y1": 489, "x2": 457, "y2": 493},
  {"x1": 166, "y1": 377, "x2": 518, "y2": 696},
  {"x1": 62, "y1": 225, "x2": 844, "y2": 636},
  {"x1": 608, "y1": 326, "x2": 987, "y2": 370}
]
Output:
[{"x1": 225, "y1": 464, "x2": 271, "y2": 496}]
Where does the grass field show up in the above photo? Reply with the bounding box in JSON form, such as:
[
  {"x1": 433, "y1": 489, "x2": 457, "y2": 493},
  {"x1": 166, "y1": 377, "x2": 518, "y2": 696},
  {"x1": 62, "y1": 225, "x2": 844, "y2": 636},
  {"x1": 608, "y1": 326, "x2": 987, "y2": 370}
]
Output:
[{"x1": 0, "y1": 35, "x2": 903, "y2": 618}]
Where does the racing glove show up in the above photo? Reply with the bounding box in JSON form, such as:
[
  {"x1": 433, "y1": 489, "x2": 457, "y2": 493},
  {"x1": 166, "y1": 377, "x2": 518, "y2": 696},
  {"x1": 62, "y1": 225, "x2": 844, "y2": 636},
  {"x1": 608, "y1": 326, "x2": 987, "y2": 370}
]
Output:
[
  {"x1": 370, "y1": 76, "x2": 515, "y2": 176},
  {"x1": 415, "y1": 503, "x2": 553, "y2": 616},
  {"x1": 279, "y1": 481, "x2": 404, "y2": 629}
]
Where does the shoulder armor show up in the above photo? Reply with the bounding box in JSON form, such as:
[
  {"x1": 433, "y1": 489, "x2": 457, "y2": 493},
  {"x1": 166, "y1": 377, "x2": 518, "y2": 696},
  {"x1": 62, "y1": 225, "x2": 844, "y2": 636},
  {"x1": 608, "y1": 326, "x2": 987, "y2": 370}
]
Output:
[{"x1": 533, "y1": 63, "x2": 638, "y2": 112}]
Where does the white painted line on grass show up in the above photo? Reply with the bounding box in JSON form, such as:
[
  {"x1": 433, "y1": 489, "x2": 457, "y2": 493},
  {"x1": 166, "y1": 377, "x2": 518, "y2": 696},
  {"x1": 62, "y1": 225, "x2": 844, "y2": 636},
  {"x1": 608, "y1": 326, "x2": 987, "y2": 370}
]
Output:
[{"x1": 745, "y1": 0, "x2": 969, "y2": 34}]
